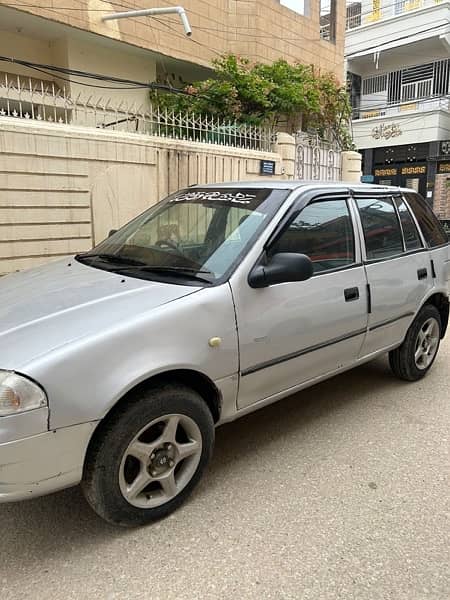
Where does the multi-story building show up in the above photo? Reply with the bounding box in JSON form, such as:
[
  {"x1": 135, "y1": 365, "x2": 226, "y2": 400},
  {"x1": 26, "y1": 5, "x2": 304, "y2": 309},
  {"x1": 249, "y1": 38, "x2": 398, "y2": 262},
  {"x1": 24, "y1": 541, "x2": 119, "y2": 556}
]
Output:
[
  {"x1": 0, "y1": 0, "x2": 346, "y2": 119},
  {"x1": 345, "y1": 0, "x2": 450, "y2": 224}
]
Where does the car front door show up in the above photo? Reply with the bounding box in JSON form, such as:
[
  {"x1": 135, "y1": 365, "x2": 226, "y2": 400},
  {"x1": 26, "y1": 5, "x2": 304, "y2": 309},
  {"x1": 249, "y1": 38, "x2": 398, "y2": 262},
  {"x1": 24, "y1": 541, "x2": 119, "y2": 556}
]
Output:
[
  {"x1": 230, "y1": 192, "x2": 370, "y2": 410},
  {"x1": 353, "y1": 194, "x2": 434, "y2": 357}
]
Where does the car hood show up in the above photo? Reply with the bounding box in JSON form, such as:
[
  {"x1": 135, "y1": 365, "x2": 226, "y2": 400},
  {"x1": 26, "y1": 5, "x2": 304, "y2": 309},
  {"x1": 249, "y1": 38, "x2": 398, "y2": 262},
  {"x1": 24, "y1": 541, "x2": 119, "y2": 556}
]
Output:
[{"x1": 0, "y1": 258, "x2": 200, "y2": 370}]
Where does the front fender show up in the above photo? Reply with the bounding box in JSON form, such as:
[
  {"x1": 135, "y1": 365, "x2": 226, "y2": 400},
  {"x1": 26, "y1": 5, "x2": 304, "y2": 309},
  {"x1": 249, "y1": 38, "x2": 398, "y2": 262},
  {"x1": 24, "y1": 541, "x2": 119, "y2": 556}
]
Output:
[{"x1": 23, "y1": 284, "x2": 238, "y2": 429}]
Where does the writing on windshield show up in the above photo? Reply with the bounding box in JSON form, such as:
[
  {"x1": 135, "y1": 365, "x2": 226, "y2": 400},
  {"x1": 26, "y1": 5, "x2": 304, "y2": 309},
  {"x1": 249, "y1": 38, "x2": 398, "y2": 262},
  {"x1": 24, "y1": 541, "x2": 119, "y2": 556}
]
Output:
[{"x1": 170, "y1": 190, "x2": 257, "y2": 205}]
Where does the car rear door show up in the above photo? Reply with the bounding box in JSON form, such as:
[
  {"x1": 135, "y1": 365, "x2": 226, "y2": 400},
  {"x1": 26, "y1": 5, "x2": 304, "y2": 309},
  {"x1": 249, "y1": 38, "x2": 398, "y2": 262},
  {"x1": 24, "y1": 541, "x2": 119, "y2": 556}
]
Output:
[
  {"x1": 353, "y1": 193, "x2": 434, "y2": 357},
  {"x1": 231, "y1": 191, "x2": 370, "y2": 410}
]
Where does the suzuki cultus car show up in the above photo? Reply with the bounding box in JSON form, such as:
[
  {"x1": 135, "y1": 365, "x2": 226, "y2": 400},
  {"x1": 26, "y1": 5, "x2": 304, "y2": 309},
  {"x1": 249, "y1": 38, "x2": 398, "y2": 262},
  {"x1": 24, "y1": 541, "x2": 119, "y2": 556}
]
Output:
[{"x1": 0, "y1": 182, "x2": 448, "y2": 525}]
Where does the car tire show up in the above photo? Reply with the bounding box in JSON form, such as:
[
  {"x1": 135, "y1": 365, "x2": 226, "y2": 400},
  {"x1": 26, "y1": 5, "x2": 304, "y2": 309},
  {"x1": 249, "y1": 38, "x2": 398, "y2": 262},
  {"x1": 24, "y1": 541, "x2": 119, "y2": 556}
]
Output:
[
  {"x1": 81, "y1": 383, "x2": 215, "y2": 527},
  {"x1": 389, "y1": 304, "x2": 442, "y2": 382}
]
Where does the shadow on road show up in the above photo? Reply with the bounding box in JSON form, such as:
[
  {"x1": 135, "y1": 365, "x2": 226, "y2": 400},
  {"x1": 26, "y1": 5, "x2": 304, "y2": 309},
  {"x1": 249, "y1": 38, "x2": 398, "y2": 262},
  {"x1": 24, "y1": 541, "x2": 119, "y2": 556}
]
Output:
[{"x1": 0, "y1": 355, "x2": 401, "y2": 563}]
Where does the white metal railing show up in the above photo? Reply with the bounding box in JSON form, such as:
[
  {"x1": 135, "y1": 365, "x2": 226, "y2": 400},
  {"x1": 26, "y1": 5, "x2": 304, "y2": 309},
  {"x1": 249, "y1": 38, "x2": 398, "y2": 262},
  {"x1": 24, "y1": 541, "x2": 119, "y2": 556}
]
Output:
[
  {"x1": 346, "y1": 0, "x2": 446, "y2": 30},
  {"x1": 354, "y1": 95, "x2": 450, "y2": 119},
  {"x1": 0, "y1": 73, "x2": 274, "y2": 151},
  {"x1": 359, "y1": 58, "x2": 449, "y2": 109},
  {"x1": 320, "y1": 23, "x2": 331, "y2": 40},
  {"x1": 401, "y1": 79, "x2": 433, "y2": 101},
  {"x1": 294, "y1": 132, "x2": 341, "y2": 181},
  {"x1": 346, "y1": 2, "x2": 362, "y2": 29}
]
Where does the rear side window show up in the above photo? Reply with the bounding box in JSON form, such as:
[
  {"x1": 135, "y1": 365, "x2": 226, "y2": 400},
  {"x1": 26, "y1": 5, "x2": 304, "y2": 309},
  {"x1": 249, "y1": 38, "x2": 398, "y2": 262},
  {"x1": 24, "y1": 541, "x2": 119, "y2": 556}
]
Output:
[
  {"x1": 271, "y1": 199, "x2": 355, "y2": 273},
  {"x1": 394, "y1": 197, "x2": 422, "y2": 251},
  {"x1": 356, "y1": 197, "x2": 403, "y2": 260},
  {"x1": 404, "y1": 193, "x2": 448, "y2": 248}
]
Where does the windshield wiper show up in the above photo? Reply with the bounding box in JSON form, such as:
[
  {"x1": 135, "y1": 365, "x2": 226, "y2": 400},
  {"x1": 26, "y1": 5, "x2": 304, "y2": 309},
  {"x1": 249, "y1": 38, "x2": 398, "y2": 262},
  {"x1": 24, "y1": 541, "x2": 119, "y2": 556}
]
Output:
[
  {"x1": 75, "y1": 253, "x2": 147, "y2": 266},
  {"x1": 76, "y1": 253, "x2": 214, "y2": 283},
  {"x1": 109, "y1": 265, "x2": 214, "y2": 283}
]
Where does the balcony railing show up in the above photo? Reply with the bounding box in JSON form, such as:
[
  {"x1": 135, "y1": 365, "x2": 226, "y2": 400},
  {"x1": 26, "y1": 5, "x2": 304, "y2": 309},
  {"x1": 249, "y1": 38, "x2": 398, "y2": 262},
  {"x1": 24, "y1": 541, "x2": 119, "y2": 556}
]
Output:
[
  {"x1": 353, "y1": 95, "x2": 450, "y2": 120},
  {"x1": 346, "y1": 0, "x2": 446, "y2": 30},
  {"x1": 320, "y1": 23, "x2": 331, "y2": 40},
  {"x1": 0, "y1": 73, "x2": 274, "y2": 151}
]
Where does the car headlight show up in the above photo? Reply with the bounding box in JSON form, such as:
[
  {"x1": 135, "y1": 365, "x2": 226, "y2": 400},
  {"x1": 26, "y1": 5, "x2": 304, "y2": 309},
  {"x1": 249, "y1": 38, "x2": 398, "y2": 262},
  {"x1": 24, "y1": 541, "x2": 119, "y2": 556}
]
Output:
[{"x1": 0, "y1": 370, "x2": 47, "y2": 416}]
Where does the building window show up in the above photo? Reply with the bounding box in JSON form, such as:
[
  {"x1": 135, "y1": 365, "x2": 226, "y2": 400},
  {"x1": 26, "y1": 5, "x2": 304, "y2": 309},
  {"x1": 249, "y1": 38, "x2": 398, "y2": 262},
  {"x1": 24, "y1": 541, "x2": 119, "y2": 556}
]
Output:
[
  {"x1": 346, "y1": 2, "x2": 362, "y2": 30},
  {"x1": 320, "y1": 1, "x2": 336, "y2": 43}
]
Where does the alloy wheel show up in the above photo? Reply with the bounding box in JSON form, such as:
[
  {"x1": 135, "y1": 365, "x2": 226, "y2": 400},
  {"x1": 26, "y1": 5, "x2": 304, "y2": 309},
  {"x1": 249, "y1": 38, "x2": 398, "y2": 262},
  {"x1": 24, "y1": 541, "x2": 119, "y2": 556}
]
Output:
[
  {"x1": 119, "y1": 414, "x2": 202, "y2": 509},
  {"x1": 414, "y1": 317, "x2": 440, "y2": 370}
]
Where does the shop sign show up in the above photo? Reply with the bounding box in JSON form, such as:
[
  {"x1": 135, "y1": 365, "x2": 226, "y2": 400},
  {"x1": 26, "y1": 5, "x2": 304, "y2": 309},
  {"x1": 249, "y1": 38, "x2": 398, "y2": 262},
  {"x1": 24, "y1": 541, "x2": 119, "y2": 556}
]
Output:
[
  {"x1": 401, "y1": 165, "x2": 426, "y2": 175},
  {"x1": 399, "y1": 103, "x2": 417, "y2": 112},
  {"x1": 437, "y1": 161, "x2": 450, "y2": 174},
  {"x1": 374, "y1": 167, "x2": 397, "y2": 177},
  {"x1": 371, "y1": 123, "x2": 402, "y2": 140}
]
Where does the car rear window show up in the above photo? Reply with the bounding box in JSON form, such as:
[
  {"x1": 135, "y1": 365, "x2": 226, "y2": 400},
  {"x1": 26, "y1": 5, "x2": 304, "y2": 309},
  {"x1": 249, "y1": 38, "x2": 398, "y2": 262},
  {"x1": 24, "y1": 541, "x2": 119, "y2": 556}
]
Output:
[
  {"x1": 356, "y1": 197, "x2": 403, "y2": 260},
  {"x1": 404, "y1": 193, "x2": 448, "y2": 248}
]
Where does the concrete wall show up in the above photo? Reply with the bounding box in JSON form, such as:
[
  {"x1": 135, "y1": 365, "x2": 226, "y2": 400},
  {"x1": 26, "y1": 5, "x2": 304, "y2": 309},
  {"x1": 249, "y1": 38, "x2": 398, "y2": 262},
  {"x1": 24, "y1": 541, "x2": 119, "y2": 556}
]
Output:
[
  {"x1": 0, "y1": 0, "x2": 346, "y2": 81},
  {"x1": 0, "y1": 118, "x2": 283, "y2": 276}
]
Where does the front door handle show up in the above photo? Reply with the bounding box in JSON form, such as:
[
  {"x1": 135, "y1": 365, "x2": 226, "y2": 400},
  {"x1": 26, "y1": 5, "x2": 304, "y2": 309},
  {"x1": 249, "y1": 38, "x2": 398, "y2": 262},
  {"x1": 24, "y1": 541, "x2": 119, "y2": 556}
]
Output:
[
  {"x1": 344, "y1": 287, "x2": 359, "y2": 302},
  {"x1": 417, "y1": 268, "x2": 428, "y2": 280}
]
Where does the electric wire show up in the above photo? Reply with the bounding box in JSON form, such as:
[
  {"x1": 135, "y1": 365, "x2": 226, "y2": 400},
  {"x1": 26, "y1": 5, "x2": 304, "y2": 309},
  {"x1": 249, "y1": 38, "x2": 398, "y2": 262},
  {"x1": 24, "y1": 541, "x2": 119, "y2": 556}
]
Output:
[{"x1": 0, "y1": 55, "x2": 195, "y2": 93}]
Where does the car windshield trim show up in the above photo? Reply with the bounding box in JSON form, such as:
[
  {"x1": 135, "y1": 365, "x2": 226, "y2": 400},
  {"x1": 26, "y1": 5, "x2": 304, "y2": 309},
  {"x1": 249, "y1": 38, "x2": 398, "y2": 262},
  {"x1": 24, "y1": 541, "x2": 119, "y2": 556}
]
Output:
[{"x1": 75, "y1": 253, "x2": 148, "y2": 266}]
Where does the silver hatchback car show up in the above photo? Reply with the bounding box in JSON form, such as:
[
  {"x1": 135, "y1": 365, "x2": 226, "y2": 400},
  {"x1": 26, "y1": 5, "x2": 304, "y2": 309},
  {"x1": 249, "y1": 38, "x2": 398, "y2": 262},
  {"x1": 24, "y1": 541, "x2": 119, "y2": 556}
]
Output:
[{"x1": 1, "y1": 182, "x2": 449, "y2": 526}]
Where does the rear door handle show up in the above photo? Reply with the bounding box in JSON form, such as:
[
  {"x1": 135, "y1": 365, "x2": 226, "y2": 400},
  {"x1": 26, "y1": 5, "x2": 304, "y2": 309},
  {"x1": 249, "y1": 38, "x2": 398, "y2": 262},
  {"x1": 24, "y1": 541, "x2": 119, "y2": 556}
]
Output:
[
  {"x1": 344, "y1": 287, "x2": 359, "y2": 302},
  {"x1": 417, "y1": 268, "x2": 428, "y2": 280}
]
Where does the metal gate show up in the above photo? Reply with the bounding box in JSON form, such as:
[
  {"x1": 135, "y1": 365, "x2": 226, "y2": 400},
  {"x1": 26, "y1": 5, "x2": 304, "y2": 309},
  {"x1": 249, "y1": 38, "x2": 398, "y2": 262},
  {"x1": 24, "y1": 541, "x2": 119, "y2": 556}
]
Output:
[{"x1": 294, "y1": 132, "x2": 341, "y2": 181}]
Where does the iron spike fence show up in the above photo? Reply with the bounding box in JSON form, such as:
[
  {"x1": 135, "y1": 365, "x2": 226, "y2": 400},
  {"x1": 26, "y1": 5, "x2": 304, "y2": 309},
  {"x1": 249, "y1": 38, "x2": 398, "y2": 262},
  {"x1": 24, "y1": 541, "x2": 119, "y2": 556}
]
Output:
[{"x1": 0, "y1": 74, "x2": 274, "y2": 151}]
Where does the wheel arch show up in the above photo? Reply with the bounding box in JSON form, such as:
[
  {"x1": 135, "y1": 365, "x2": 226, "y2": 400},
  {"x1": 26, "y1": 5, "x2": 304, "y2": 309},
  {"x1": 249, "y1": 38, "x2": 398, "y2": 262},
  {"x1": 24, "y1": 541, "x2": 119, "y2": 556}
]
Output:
[
  {"x1": 83, "y1": 368, "x2": 221, "y2": 474},
  {"x1": 422, "y1": 292, "x2": 449, "y2": 338}
]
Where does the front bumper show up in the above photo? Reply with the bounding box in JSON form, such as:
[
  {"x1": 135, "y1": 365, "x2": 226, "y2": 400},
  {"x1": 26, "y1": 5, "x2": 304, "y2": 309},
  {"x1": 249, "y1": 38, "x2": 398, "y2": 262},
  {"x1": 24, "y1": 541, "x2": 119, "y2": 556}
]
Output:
[{"x1": 0, "y1": 421, "x2": 98, "y2": 502}]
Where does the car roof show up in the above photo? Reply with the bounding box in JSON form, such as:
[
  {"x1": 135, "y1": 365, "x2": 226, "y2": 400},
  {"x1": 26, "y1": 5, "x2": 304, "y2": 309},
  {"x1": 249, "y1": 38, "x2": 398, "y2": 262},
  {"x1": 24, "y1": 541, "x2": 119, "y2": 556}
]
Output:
[{"x1": 193, "y1": 180, "x2": 412, "y2": 194}]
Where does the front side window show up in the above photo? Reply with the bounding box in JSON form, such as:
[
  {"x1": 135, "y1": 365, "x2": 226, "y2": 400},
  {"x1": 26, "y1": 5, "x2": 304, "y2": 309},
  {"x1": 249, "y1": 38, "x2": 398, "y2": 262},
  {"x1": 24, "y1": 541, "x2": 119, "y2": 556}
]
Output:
[
  {"x1": 404, "y1": 193, "x2": 448, "y2": 248},
  {"x1": 271, "y1": 199, "x2": 355, "y2": 274},
  {"x1": 356, "y1": 197, "x2": 403, "y2": 260},
  {"x1": 394, "y1": 197, "x2": 422, "y2": 251},
  {"x1": 76, "y1": 188, "x2": 288, "y2": 284}
]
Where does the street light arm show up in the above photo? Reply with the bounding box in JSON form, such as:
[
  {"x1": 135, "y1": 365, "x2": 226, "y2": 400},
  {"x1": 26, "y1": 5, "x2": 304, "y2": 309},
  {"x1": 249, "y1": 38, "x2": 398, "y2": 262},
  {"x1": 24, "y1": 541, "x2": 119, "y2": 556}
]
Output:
[{"x1": 102, "y1": 6, "x2": 192, "y2": 36}]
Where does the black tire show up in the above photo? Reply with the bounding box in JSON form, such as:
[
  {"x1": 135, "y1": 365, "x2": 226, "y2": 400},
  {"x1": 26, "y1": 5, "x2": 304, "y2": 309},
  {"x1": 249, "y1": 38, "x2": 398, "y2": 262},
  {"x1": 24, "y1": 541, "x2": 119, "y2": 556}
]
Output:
[
  {"x1": 389, "y1": 304, "x2": 442, "y2": 382},
  {"x1": 81, "y1": 384, "x2": 214, "y2": 527}
]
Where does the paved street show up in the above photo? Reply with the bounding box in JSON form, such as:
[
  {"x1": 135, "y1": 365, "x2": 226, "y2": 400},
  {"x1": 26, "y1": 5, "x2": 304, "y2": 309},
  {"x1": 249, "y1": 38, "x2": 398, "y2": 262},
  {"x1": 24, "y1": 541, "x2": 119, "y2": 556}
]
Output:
[{"x1": 1, "y1": 340, "x2": 449, "y2": 600}]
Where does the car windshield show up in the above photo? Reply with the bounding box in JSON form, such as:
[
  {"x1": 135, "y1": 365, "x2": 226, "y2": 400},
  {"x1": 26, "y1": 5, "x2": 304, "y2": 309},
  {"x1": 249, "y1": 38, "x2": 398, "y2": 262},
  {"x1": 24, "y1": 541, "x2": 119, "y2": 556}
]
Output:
[{"x1": 76, "y1": 187, "x2": 288, "y2": 284}]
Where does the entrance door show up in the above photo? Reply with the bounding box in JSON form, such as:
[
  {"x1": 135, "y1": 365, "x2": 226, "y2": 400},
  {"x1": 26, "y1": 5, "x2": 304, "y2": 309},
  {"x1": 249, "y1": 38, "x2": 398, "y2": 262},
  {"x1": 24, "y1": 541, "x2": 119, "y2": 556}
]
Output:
[{"x1": 231, "y1": 194, "x2": 369, "y2": 410}]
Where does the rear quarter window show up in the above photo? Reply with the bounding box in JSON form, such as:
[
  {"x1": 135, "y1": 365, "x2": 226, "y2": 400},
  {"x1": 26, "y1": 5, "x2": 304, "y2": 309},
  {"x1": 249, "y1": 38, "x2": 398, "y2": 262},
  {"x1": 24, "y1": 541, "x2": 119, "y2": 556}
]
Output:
[{"x1": 404, "y1": 193, "x2": 448, "y2": 248}]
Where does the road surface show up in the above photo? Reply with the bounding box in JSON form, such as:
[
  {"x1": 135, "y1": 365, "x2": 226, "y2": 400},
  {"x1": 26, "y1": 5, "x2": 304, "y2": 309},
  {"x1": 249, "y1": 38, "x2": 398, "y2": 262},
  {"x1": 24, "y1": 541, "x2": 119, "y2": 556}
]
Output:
[{"x1": 1, "y1": 340, "x2": 449, "y2": 599}]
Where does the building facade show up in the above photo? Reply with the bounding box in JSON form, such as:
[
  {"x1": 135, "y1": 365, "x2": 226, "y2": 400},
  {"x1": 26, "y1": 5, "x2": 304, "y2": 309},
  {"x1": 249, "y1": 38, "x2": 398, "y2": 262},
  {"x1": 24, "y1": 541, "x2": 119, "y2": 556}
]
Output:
[
  {"x1": 0, "y1": 0, "x2": 346, "y2": 116},
  {"x1": 345, "y1": 0, "x2": 450, "y2": 224}
]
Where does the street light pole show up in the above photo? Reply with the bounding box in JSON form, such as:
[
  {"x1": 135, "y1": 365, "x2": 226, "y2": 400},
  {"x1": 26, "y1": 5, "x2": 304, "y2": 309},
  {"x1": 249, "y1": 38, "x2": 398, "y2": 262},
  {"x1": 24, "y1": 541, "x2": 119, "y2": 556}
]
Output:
[{"x1": 102, "y1": 6, "x2": 192, "y2": 36}]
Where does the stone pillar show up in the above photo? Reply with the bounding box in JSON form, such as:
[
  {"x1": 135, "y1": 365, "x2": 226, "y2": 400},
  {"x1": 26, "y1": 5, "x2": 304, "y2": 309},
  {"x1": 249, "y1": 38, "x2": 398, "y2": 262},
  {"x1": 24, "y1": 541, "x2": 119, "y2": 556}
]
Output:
[
  {"x1": 341, "y1": 150, "x2": 362, "y2": 182},
  {"x1": 272, "y1": 132, "x2": 296, "y2": 179}
]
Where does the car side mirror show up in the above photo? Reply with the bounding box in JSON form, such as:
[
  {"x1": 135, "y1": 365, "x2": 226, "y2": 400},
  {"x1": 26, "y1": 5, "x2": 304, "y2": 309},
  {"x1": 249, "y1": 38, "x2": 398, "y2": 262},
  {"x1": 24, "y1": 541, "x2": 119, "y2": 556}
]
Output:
[
  {"x1": 248, "y1": 252, "x2": 313, "y2": 288},
  {"x1": 108, "y1": 229, "x2": 118, "y2": 237}
]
